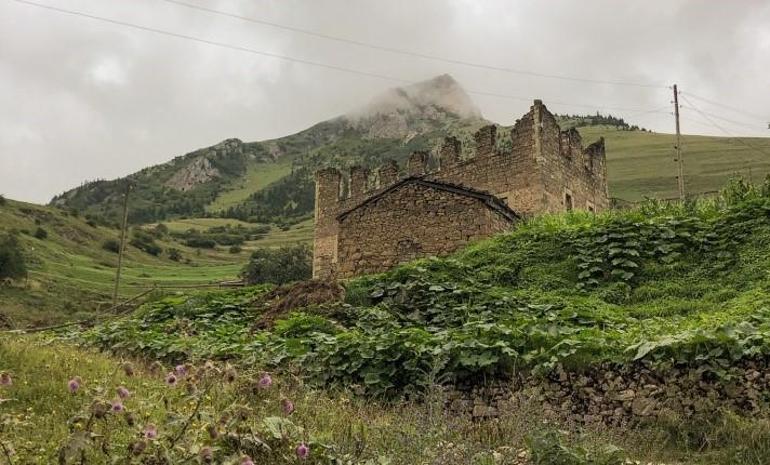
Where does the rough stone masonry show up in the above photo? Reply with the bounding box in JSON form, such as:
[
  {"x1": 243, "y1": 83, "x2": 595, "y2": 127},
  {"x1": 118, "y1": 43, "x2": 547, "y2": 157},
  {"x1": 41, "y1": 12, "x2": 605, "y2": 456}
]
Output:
[{"x1": 313, "y1": 100, "x2": 609, "y2": 279}]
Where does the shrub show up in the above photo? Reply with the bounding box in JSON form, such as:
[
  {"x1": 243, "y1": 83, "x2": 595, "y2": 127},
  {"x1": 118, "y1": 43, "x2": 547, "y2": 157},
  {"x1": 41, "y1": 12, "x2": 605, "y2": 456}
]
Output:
[
  {"x1": 0, "y1": 194, "x2": 5, "y2": 206},
  {"x1": 167, "y1": 248, "x2": 182, "y2": 261},
  {"x1": 241, "y1": 244, "x2": 312, "y2": 285},
  {"x1": 184, "y1": 236, "x2": 216, "y2": 249},
  {"x1": 102, "y1": 239, "x2": 121, "y2": 253},
  {"x1": 0, "y1": 233, "x2": 26, "y2": 280},
  {"x1": 33, "y1": 227, "x2": 48, "y2": 240},
  {"x1": 228, "y1": 245, "x2": 242, "y2": 254},
  {"x1": 130, "y1": 229, "x2": 162, "y2": 256}
]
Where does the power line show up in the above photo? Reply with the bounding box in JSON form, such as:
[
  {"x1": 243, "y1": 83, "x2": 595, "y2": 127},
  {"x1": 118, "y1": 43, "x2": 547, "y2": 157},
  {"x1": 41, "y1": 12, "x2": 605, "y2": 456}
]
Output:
[
  {"x1": 678, "y1": 105, "x2": 767, "y2": 132},
  {"x1": 9, "y1": 0, "x2": 664, "y2": 116},
  {"x1": 681, "y1": 91, "x2": 770, "y2": 122},
  {"x1": 159, "y1": 0, "x2": 667, "y2": 90},
  {"x1": 680, "y1": 93, "x2": 770, "y2": 158}
]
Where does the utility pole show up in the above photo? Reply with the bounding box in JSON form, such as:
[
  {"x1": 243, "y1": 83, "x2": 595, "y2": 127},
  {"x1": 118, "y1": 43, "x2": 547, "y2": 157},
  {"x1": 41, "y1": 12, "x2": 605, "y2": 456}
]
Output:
[
  {"x1": 112, "y1": 181, "x2": 132, "y2": 307},
  {"x1": 673, "y1": 84, "x2": 685, "y2": 200}
]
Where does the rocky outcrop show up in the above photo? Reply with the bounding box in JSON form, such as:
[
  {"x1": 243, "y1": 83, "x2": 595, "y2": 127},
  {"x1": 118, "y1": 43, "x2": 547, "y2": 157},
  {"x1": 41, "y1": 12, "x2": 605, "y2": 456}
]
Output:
[
  {"x1": 346, "y1": 74, "x2": 484, "y2": 140},
  {"x1": 165, "y1": 156, "x2": 220, "y2": 192}
]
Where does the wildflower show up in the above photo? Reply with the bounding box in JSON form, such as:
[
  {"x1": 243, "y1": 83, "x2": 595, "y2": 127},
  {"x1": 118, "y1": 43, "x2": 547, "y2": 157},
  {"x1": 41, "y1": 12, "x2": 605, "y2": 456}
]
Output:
[
  {"x1": 185, "y1": 381, "x2": 198, "y2": 395},
  {"x1": 224, "y1": 366, "x2": 237, "y2": 383},
  {"x1": 296, "y1": 443, "x2": 310, "y2": 460},
  {"x1": 199, "y1": 446, "x2": 214, "y2": 463},
  {"x1": 174, "y1": 364, "x2": 187, "y2": 377},
  {"x1": 116, "y1": 385, "x2": 130, "y2": 399},
  {"x1": 91, "y1": 400, "x2": 109, "y2": 419},
  {"x1": 281, "y1": 398, "x2": 295, "y2": 416},
  {"x1": 258, "y1": 373, "x2": 272, "y2": 389},
  {"x1": 0, "y1": 372, "x2": 12, "y2": 386},
  {"x1": 121, "y1": 361, "x2": 135, "y2": 377},
  {"x1": 111, "y1": 400, "x2": 124, "y2": 413},
  {"x1": 143, "y1": 424, "x2": 158, "y2": 440},
  {"x1": 67, "y1": 377, "x2": 81, "y2": 394},
  {"x1": 149, "y1": 361, "x2": 163, "y2": 376},
  {"x1": 240, "y1": 456, "x2": 255, "y2": 465},
  {"x1": 206, "y1": 423, "x2": 219, "y2": 439},
  {"x1": 130, "y1": 439, "x2": 147, "y2": 456},
  {"x1": 165, "y1": 373, "x2": 178, "y2": 386},
  {"x1": 125, "y1": 412, "x2": 137, "y2": 426}
]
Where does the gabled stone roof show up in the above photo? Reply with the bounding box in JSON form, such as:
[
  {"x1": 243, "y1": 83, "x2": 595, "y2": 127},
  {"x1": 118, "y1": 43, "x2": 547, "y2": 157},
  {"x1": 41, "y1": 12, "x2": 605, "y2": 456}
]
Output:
[{"x1": 336, "y1": 176, "x2": 520, "y2": 222}]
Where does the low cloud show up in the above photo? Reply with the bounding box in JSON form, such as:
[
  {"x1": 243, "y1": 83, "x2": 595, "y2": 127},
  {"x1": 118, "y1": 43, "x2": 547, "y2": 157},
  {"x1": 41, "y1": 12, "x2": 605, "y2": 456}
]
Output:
[{"x1": 1, "y1": 0, "x2": 768, "y2": 203}]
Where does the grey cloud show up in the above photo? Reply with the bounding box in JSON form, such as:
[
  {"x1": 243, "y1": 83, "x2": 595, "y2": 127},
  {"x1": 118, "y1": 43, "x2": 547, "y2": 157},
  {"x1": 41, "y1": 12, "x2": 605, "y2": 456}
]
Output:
[{"x1": 1, "y1": 0, "x2": 768, "y2": 203}]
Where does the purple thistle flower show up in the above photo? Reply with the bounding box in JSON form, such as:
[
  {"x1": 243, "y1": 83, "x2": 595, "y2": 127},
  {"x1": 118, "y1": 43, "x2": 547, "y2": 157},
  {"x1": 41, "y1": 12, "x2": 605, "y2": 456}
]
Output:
[
  {"x1": 121, "y1": 362, "x2": 135, "y2": 377},
  {"x1": 143, "y1": 424, "x2": 158, "y2": 440},
  {"x1": 174, "y1": 364, "x2": 187, "y2": 377},
  {"x1": 111, "y1": 400, "x2": 124, "y2": 412},
  {"x1": 281, "y1": 398, "x2": 295, "y2": 416},
  {"x1": 258, "y1": 373, "x2": 272, "y2": 389},
  {"x1": 224, "y1": 366, "x2": 237, "y2": 383},
  {"x1": 67, "y1": 377, "x2": 81, "y2": 393},
  {"x1": 240, "y1": 456, "x2": 255, "y2": 465},
  {"x1": 296, "y1": 443, "x2": 310, "y2": 460},
  {"x1": 165, "y1": 373, "x2": 177, "y2": 386},
  {"x1": 199, "y1": 446, "x2": 213, "y2": 463},
  {"x1": 0, "y1": 372, "x2": 12, "y2": 386},
  {"x1": 116, "y1": 385, "x2": 130, "y2": 399}
]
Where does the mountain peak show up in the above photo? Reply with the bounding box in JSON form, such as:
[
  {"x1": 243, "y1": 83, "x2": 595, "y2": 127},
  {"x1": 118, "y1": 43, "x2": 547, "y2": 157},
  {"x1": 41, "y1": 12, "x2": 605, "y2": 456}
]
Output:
[{"x1": 350, "y1": 74, "x2": 481, "y2": 120}]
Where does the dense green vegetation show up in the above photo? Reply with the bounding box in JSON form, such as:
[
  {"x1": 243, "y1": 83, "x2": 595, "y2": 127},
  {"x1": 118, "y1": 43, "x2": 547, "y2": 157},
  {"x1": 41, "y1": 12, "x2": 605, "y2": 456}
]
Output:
[
  {"x1": 82, "y1": 180, "x2": 770, "y2": 396},
  {"x1": 240, "y1": 244, "x2": 312, "y2": 285},
  {"x1": 0, "y1": 233, "x2": 26, "y2": 280}
]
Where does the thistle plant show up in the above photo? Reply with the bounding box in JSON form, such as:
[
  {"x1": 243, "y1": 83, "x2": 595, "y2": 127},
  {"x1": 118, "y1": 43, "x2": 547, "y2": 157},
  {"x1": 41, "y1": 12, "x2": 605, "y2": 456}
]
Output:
[{"x1": 52, "y1": 360, "x2": 328, "y2": 464}]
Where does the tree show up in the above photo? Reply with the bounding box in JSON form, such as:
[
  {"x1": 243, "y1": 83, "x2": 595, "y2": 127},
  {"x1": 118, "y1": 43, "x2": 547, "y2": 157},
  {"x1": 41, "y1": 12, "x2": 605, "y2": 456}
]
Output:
[
  {"x1": 240, "y1": 244, "x2": 312, "y2": 285},
  {"x1": 0, "y1": 233, "x2": 26, "y2": 280}
]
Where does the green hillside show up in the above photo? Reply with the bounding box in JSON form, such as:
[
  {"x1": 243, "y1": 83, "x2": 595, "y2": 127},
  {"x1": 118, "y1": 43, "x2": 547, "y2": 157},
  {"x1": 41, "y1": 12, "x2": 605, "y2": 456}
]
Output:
[
  {"x1": 0, "y1": 198, "x2": 312, "y2": 327},
  {"x1": 4, "y1": 180, "x2": 769, "y2": 463},
  {"x1": 581, "y1": 125, "x2": 770, "y2": 201}
]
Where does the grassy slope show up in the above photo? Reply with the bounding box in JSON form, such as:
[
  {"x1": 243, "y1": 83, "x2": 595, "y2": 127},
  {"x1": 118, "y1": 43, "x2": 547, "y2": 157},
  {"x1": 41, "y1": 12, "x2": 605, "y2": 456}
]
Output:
[
  {"x1": 581, "y1": 126, "x2": 770, "y2": 201},
  {"x1": 8, "y1": 188, "x2": 770, "y2": 463},
  {"x1": 0, "y1": 199, "x2": 317, "y2": 327},
  {"x1": 0, "y1": 200, "x2": 240, "y2": 326},
  {"x1": 0, "y1": 335, "x2": 686, "y2": 465},
  {"x1": 206, "y1": 158, "x2": 294, "y2": 212},
  {"x1": 82, "y1": 185, "x2": 770, "y2": 396}
]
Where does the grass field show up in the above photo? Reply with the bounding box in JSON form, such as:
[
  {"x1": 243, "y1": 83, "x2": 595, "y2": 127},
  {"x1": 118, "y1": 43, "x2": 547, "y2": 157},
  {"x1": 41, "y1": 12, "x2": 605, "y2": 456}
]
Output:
[
  {"x1": 580, "y1": 126, "x2": 770, "y2": 201},
  {"x1": 206, "y1": 159, "x2": 293, "y2": 212},
  {"x1": 0, "y1": 200, "x2": 246, "y2": 326}
]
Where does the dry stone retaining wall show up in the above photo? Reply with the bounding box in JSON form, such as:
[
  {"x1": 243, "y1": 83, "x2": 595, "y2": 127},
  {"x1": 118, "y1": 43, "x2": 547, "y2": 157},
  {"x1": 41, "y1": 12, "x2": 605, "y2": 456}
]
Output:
[{"x1": 448, "y1": 360, "x2": 770, "y2": 425}]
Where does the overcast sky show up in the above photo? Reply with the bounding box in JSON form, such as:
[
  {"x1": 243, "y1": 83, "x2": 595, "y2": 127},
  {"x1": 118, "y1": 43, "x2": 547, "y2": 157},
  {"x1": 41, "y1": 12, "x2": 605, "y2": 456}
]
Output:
[{"x1": 1, "y1": 0, "x2": 769, "y2": 203}]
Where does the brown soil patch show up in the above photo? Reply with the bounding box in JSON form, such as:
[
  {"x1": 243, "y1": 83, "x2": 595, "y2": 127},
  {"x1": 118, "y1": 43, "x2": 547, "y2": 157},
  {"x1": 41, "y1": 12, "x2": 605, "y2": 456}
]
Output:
[{"x1": 252, "y1": 280, "x2": 345, "y2": 329}]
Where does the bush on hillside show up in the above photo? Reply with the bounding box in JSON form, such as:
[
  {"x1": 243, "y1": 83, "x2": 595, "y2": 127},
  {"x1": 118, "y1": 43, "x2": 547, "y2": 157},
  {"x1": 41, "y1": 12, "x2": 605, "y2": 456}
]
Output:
[
  {"x1": 167, "y1": 247, "x2": 182, "y2": 261},
  {"x1": 0, "y1": 233, "x2": 26, "y2": 280},
  {"x1": 33, "y1": 227, "x2": 48, "y2": 240},
  {"x1": 129, "y1": 229, "x2": 162, "y2": 256},
  {"x1": 228, "y1": 245, "x2": 242, "y2": 254},
  {"x1": 102, "y1": 239, "x2": 121, "y2": 253},
  {"x1": 0, "y1": 194, "x2": 6, "y2": 206},
  {"x1": 241, "y1": 244, "x2": 312, "y2": 285}
]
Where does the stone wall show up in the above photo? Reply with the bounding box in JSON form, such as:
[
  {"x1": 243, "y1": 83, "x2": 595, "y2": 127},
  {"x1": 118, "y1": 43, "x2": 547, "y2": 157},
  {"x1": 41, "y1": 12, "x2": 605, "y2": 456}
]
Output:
[
  {"x1": 336, "y1": 181, "x2": 513, "y2": 277},
  {"x1": 534, "y1": 101, "x2": 609, "y2": 213},
  {"x1": 447, "y1": 360, "x2": 770, "y2": 425},
  {"x1": 313, "y1": 100, "x2": 610, "y2": 279}
]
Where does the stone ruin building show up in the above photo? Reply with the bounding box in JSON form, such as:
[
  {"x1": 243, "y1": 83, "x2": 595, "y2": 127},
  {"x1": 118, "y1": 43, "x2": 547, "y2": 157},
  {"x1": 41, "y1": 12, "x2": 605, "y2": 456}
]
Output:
[{"x1": 313, "y1": 100, "x2": 609, "y2": 279}]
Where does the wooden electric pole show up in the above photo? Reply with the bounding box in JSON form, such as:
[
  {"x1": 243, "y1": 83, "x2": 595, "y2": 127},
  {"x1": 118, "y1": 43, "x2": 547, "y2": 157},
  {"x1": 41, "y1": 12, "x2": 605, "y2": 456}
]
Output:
[
  {"x1": 112, "y1": 181, "x2": 132, "y2": 306},
  {"x1": 673, "y1": 84, "x2": 685, "y2": 200}
]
